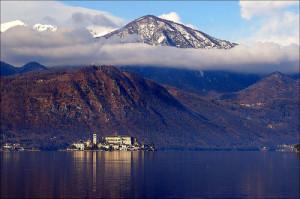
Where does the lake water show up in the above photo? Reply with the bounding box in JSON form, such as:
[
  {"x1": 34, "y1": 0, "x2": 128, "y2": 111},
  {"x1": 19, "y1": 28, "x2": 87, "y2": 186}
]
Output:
[{"x1": 1, "y1": 151, "x2": 299, "y2": 198}]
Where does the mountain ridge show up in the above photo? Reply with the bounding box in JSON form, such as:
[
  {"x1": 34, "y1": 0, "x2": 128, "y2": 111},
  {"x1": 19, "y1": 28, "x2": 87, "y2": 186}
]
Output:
[
  {"x1": 1, "y1": 65, "x2": 298, "y2": 149},
  {"x1": 0, "y1": 61, "x2": 48, "y2": 76},
  {"x1": 102, "y1": 15, "x2": 237, "y2": 49}
]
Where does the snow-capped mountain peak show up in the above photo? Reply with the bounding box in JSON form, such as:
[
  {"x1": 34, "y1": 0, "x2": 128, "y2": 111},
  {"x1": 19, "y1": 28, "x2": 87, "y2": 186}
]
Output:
[
  {"x1": 87, "y1": 26, "x2": 117, "y2": 38},
  {"x1": 1, "y1": 21, "x2": 57, "y2": 33},
  {"x1": 102, "y1": 15, "x2": 237, "y2": 49},
  {"x1": 33, "y1": 24, "x2": 57, "y2": 32},
  {"x1": 0, "y1": 20, "x2": 26, "y2": 32}
]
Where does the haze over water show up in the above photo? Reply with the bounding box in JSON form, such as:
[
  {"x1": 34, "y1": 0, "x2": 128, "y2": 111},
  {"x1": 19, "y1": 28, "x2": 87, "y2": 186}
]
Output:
[{"x1": 1, "y1": 151, "x2": 299, "y2": 198}]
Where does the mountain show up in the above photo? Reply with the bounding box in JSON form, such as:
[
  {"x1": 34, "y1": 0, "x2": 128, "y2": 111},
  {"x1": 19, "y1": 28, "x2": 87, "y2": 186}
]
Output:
[
  {"x1": 0, "y1": 65, "x2": 216, "y2": 149},
  {"x1": 102, "y1": 15, "x2": 237, "y2": 49},
  {"x1": 19, "y1": 62, "x2": 48, "y2": 74},
  {"x1": 218, "y1": 72, "x2": 299, "y2": 137},
  {"x1": 1, "y1": 20, "x2": 57, "y2": 33},
  {"x1": 168, "y1": 87, "x2": 299, "y2": 148},
  {"x1": 232, "y1": 72, "x2": 299, "y2": 104},
  {"x1": 87, "y1": 26, "x2": 117, "y2": 38},
  {"x1": 1, "y1": 66, "x2": 298, "y2": 149},
  {"x1": 1, "y1": 15, "x2": 237, "y2": 47},
  {"x1": 1, "y1": 20, "x2": 107, "y2": 37},
  {"x1": 0, "y1": 61, "x2": 47, "y2": 76},
  {"x1": 0, "y1": 61, "x2": 18, "y2": 76},
  {"x1": 121, "y1": 66, "x2": 261, "y2": 94},
  {"x1": 0, "y1": 20, "x2": 26, "y2": 32}
]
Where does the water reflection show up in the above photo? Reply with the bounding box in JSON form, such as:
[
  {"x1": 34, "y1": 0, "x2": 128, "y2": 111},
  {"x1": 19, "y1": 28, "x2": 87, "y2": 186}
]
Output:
[
  {"x1": 92, "y1": 152, "x2": 96, "y2": 193},
  {"x1": 67, "y1": 151, "x2": 145, "y2": 198},
  {"x1": 0, "y1": 151, "x2": 299, "y2": 198}
]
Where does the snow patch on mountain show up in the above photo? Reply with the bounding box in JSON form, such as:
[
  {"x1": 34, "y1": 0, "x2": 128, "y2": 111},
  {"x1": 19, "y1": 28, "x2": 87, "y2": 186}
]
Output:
[
  {"x1": 33, "y1": 24, "x2": 57, "y2": 32},
  {"x1": 1, "y1": 20, "x2": 26, "y2": 32},
  {"x1": 87, "y1": 26, "x2": 117, "y2": 38}
]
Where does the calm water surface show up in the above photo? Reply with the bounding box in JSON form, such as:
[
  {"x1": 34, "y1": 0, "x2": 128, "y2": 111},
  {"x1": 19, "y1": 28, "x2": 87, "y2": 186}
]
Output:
[{"x1": 1, "y1": 151, "x2": 299, "y2": 198}]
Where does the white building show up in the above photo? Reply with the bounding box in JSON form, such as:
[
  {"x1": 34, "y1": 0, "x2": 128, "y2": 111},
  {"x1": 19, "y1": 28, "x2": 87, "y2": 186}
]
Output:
[
  {"x1": 73, "y1": 143, "x2": 85, "y2": 150},
  {"x1": 85, "y1": 140, "x2": 92, "y2": 147},
  {"x1": 98, "y1": 143, "x2": 109, "y2": 150},
  {"x1": 3, "y1": 143, "x2": 12, "y2": 150},
  {"x1": 104, "y1": 136, "x2": 136, "y2": 146},
  {"x1": 93, "y1": 134, "x2": 97, "y2": 145}
]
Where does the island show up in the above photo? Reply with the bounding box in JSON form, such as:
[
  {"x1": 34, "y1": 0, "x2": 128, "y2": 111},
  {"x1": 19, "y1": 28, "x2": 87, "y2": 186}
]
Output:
[{"x1": 68, "y1": 134, "x2": 155, "y2": 151}]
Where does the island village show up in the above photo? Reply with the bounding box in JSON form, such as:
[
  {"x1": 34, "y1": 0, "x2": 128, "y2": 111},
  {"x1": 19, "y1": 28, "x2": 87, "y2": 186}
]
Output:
[
  {"x1": 2, "y1": 133, "x2": 299, "y2": 152},
  {"x1": 69, "y1": 134, "x2": 155, "y2": 151},
  {"x1": 1, "y1": 134, "x2": 155, "y2": 151}
]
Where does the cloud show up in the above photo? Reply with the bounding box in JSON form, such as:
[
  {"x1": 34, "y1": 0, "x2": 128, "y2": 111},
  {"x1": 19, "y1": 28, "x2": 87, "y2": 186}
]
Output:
[
  {"x1": 159, "y1": 12, "x2": 181, "y2": 23},
  {"x1": 239, "y1": 1, "x2": 299, "y2": 45},
  {"x1": 0, "y1": 1, "x2": 124, "y2": 30},
  {"x1": 251, "y1": 11, "x2": 299, "y2": 45},
  {"x1": 159, "y1": 12, "x2": 198, "y2": 29},
  {"x1": 95, "y1": 43, "x2": 299, "y2": 74},
  {"x1": 1, "y1": 26, "x2": 298, "y2": 74},
  {"x1": 0, "y1": 2, "x2": 298, "y2": 74},
  {"x1": 239, "y1": 1, "x2": 298, "y2": 20}
]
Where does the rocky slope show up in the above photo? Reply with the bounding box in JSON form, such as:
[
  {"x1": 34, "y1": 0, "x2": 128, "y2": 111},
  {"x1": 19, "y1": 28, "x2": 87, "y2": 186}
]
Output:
[
  {"x1": 1, "y1": 66, "x2": 298, "y2": 149},
  {"x1": 229, "y1": 72, "x2": 299, "y2": 104},
  {"x1": 102, "y1": 15, "x2": 236, "y2": 49},
  {"x1": 0, "y1": 66, "x2": 217, "y2": 149},
  {"x1": 218, "y1": 72, "x2": 299, "y2": 140},
  {"x1": 121, "y1": 66, "x2": 261, "y2": 94}
]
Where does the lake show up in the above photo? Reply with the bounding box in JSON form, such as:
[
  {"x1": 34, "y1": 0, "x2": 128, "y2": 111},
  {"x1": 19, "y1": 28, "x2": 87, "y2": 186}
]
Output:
[{"x1": 1, "y1": 151, "x2": 299, "y2": 198}]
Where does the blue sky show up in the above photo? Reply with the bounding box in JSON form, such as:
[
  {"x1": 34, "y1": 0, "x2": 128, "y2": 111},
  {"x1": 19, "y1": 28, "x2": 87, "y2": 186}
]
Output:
[{"x1": 62, "y1": 1, "x2": 250, "y2": 41}]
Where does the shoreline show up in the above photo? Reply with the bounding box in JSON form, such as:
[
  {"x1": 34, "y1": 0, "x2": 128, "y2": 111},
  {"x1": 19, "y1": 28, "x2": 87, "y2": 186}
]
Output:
[{"x1": 1, "y1": 148, "x2": 299, "y2": 153}]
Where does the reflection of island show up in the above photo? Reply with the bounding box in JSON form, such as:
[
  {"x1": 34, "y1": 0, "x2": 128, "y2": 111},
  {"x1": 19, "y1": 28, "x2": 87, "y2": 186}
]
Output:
[
  {"x1": 101, "y1": 151, "x2": 145, "y2": 198},
  {"x1": 92, "y1": 152, "x2": 97, "y2": 193},
  {"x1": 69, "y1": 151, "x2": 146, "y2": 198}
]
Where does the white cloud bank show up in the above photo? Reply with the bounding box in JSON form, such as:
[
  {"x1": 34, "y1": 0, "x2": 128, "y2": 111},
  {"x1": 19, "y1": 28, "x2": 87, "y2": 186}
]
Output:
[
  {"x1": 239, "y1": 1, "x2": 299, "y2": 45},
  {"x1": 1, "y1": 26, "x2": 298, "y2": 74},
  {"x1": 240, "y1": 1, "x2": 298, "y2": 20},
  {"x1": 0, "y1": 1, "x2": 124, "y2": 36}
]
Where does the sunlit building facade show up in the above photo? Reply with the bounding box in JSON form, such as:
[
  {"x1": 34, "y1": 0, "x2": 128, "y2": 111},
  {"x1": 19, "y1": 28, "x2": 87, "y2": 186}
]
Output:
[{"x1": 104, "y1": 136, "x2": 136, "y2": 146}]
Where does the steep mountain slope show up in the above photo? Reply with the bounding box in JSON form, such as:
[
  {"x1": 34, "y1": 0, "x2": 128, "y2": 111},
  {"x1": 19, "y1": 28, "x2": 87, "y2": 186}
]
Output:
[
  {"x1": 0, "y1": 66, "x2": 216, "y2": 149},
  {"x1": 218, "y1": 72, "x2": 299, "y2": 137},
  {"x1": 169, "y1": 87, "x2": 299, "y2": 148},
  {"x1": 121, "y1": 66, "x2": 261, "y2": 94},
  {"x1": 233, "y1": 72, "x2": 299, "y2": 104},
  {"x1": 102, "y1": 15, "x2": 236, "y2": 49},
  {"x1": 2, "y1": 65, "x2": 294, "y2": 149}
]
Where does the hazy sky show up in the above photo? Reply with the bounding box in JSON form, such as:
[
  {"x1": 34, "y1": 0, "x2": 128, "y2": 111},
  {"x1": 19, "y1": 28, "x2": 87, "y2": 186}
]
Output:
[{"x1": 0, "y1": 1, "x2": 299, "y2": 73}]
